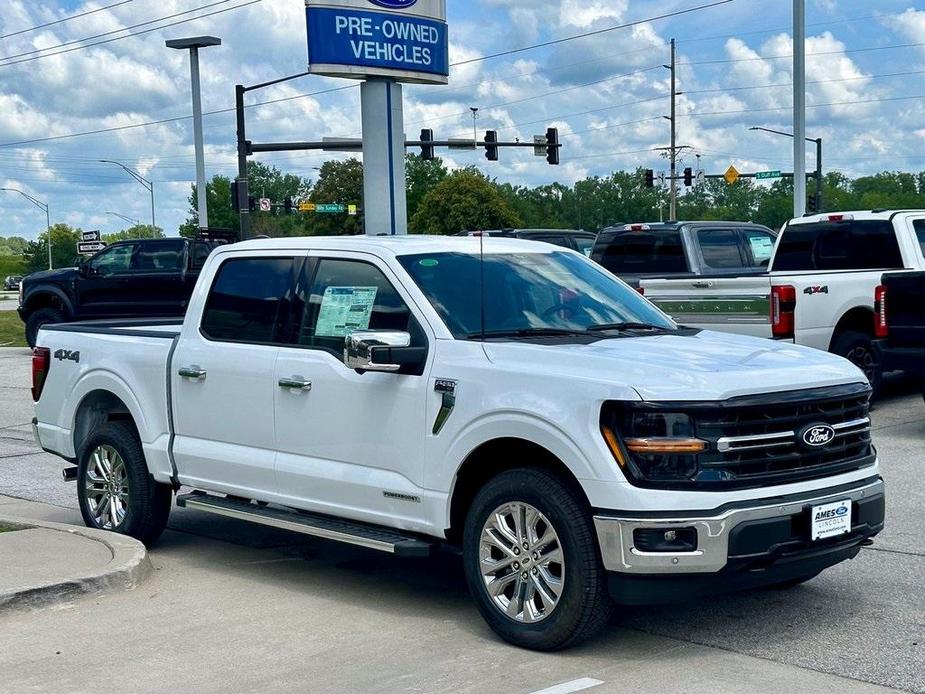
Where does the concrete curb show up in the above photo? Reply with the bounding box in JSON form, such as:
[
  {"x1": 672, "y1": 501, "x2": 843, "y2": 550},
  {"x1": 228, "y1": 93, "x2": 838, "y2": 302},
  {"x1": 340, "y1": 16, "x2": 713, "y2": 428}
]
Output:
[{"x1": 0, "y1": 515, "x2": 152, "y2": 611}]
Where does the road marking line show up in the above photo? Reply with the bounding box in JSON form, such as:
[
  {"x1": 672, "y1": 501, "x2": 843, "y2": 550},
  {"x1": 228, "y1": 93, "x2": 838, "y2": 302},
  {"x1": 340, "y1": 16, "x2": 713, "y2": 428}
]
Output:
[{"x1": 529, "y1": 677, "x2": 605, "y2": 694}]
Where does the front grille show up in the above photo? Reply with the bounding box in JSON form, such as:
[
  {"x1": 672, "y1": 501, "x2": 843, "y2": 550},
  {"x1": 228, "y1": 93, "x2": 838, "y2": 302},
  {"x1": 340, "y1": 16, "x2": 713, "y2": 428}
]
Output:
[{"x1": 692, "y1": 384, "x2": 873, "y2": 488}]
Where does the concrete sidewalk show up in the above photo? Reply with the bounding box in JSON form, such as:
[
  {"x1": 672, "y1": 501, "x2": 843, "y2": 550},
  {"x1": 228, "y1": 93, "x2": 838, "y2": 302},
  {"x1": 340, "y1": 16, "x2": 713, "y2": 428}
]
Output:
[{"x1": 0, "y1": 495, "x2": 151, "y2": 610}]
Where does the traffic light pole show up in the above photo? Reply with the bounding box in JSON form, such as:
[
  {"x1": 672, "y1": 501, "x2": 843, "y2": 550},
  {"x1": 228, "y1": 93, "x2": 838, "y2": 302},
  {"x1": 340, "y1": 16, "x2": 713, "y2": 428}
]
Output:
[{"x1": 669, "y1": 38, "x2": 678, "y2": 222}]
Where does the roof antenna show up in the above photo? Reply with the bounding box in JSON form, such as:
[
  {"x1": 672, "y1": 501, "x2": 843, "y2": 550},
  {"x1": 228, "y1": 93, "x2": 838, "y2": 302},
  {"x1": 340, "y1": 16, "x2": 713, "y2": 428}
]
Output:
[{"x1": 479, "y1": 231, "x2": 486, "y2": 342}]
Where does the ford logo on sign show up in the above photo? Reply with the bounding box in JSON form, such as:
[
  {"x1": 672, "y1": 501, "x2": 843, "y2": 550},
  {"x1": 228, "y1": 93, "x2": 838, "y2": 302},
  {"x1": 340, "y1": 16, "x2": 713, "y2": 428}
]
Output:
[
  {"x1": 800, "y1": 423, "x2": 836, "y2": 448},
  {"x1": 369, "y1": 0, "x2": 418, "y2": 8}
]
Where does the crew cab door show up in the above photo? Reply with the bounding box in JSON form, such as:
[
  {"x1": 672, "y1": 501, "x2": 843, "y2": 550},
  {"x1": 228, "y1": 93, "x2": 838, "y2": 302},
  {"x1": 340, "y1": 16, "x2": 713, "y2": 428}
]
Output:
[
  {"x1": 272, "y1": 252, "x2": 433, "y2": 529},
  {"x1": 170, "y1": 254, "x2": 299, "y2": 497},
  {"x1": 77, "y1": 243, "x2": 138, "y2": 317},
  {"x1": 121, "y1": 239, "x2": 190, "y2": 316}
]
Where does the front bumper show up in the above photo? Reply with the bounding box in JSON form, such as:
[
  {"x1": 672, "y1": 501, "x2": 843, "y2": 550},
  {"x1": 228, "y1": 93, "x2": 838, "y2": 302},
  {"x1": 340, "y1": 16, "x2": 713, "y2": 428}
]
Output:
[{"x1": 594, "y1": 477, "x2": 884, "y2": 604}]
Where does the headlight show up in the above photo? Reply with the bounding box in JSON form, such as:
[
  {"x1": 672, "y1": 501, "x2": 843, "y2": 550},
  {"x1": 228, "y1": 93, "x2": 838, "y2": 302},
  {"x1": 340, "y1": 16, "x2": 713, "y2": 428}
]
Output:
[{"x1": 601, "y1": 405, "x2": 706, "y2": 483}]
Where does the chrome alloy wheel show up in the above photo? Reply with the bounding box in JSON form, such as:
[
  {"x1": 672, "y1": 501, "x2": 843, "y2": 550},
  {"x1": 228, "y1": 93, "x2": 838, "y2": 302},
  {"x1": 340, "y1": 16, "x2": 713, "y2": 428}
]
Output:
[
  {"x1": 846, "y1": 345, "x2": 876, "y2": 381},
  {"x1": 84, "y1": 445, "x2": 129, "y2": 530},
  {"x1": 479, "y1": 502, "x2": 564, "y2": 623}
]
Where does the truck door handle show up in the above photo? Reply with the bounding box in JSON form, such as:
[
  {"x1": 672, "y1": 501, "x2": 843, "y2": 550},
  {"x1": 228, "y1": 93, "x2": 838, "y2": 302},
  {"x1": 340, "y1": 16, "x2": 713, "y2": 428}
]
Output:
[
  {"x1": 178, "y1": 366, "x2": 207, "y2": 380},
  {"x1": 278, "y1": 377, "x2": 312, "y2": 392},
  {"x1": 692, "y1": 281, "x2": 714, "y2": 288}
]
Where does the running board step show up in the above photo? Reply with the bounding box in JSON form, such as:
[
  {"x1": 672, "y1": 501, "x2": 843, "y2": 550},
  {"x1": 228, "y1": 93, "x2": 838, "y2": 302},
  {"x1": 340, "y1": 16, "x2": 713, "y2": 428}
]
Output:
[{"x1": 176, "y1": 493, "x2": 435, "y2": 557}]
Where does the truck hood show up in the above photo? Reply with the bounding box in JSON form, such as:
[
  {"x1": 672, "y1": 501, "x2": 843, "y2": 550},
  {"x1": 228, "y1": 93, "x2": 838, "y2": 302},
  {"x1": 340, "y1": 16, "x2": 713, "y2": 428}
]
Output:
[
  {"x1": 482, "y1": 330, "x2": 866, "y2": 402},
  {"x1": 24, "y1": 267, "x2": 77, "y2": 285}
]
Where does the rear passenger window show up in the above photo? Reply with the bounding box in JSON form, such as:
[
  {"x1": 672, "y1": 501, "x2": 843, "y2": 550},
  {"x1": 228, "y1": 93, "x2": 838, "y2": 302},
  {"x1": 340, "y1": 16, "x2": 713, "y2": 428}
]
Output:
[
  {"x1": 190, "y1": 243, "x2": 212, "y2": 270},
  {"x1": 698, "y1": 229, "x2": 745, "y2": 269},
  {"x1": 201, "y1": 258, "x2": 294, "y2": 344},
  {"x1": 299, "y1": 259, "x2": 420, "y2": 359},
  {"x1": 774, "y1": 221, "x2": 904, "y2": 271},
  {"x1": 132, "y1": 240, "x2": 185, "y2": 272},
  {"x1": 915, "y1": 220, "x2": 925, "y2": 258}
]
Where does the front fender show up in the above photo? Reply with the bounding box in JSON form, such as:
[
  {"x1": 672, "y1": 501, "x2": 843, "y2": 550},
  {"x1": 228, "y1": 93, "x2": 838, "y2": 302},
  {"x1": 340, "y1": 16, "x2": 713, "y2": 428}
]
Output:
[{"x1": 24, "y1": 285, "x2": 75, "y2": 316}]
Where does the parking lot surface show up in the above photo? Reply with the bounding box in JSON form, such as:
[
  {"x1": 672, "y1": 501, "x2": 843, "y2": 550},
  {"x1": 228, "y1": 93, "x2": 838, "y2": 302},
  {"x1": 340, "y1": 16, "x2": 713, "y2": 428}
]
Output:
[{"x1": 0, "y1": 347, "x2": 922, "y2": 693}]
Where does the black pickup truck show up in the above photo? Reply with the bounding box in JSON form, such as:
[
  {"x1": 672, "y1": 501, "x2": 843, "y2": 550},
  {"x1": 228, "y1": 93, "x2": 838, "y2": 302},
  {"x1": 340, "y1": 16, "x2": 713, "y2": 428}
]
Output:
[
  {"x1": 874, "y1": 271, "x2": 925, "y2": 397},
  {"x1": 19, "y1": 238, "x2": 216, "y2": 347}
]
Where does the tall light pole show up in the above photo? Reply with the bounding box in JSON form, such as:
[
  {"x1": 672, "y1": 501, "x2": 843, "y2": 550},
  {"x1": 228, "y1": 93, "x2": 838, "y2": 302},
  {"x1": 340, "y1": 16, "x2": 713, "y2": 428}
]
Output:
[
  {"x1": 1, "y1": 188, "x2": 52, "y2": 270},
  {"x1": 748, "y1": 126, "x2": 823, "y2": 211},
  {"x1": 99, "y1": 160, "x2": 156, "y2": 231},
  {"x1": 167, "y1": 36, "x2": 222, "y2": 232},
  {"x1": 107, "y1": 211, "x2": 141, "y2": 226},
  {"x1": 793, "y1": 0, "x2": 806, "y2": 217},
  {"x1": 469, "y1": 106, "x2": 479, "y2": 143}
]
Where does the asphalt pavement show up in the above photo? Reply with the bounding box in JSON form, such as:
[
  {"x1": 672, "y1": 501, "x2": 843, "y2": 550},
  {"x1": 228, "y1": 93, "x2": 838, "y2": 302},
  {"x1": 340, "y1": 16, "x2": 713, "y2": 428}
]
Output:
[{"x1": 0, "y1": 347, "x2": 922, "y2": 693}]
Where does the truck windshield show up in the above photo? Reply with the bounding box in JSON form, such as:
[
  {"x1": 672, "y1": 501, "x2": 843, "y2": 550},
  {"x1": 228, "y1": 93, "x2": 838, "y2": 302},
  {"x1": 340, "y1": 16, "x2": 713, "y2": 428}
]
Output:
[
  {"x1": 773, "y1": 220, "x2": 904, "y2": 271},
  {"x1": 398, "y1": 251, "x2": 676, "y2": 339}
]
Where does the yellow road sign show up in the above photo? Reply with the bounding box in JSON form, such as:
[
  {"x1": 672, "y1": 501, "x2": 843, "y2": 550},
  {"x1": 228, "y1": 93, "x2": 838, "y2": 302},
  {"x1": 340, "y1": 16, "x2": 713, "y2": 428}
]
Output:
[
  {"x1": 298, "y1": 202, "x2": 316, "y2": 212},
  {"x1": 724, "y1": 165, "x2": 740, "y2": 185},
  {"x1": 347, "y1": 204, "x2": 358, "y2": 216}
]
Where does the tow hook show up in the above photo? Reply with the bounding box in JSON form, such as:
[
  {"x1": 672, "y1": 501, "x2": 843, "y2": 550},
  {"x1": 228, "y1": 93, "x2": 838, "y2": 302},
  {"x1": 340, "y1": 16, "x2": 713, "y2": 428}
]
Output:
[{"x1": 62, "y1": 467, "x2": 78, "y2": 483}]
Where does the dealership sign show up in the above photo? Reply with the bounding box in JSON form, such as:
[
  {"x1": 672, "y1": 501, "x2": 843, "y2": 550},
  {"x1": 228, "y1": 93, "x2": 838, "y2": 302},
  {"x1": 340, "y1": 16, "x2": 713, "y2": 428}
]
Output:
[{"x1": 305, "y1": 0, "x2": 448, "y2": 84}]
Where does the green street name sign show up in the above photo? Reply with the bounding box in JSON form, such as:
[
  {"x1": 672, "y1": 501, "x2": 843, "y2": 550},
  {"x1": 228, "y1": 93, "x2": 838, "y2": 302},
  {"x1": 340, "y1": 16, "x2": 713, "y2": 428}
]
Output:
[
  {"x1": 315, "y1": 204, "x2": 346, "y2": 214},
  {"x1": 755, "y1": 170, "x2": 782, "y2": 180}
]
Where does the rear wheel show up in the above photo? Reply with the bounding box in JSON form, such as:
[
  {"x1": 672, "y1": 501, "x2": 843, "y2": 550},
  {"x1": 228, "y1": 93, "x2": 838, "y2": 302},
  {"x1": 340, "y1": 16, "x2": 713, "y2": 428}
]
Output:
[
  {"x1": 77, "y1": 422, "x2": 172, "y2": 547},
  {"x1": 832, "y1": 330, "x2": 881, "y2": 394},
  {"x1": 25, "y1": 307, "x2": 67, "y2": 348},
  {"x1": 462, "y1": 468, "x2": 613, "y2": 651}
]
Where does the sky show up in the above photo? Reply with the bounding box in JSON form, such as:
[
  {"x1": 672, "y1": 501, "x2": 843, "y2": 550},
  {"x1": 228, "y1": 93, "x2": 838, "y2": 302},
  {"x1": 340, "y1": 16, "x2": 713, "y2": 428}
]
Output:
[{"x1": 0, "y1": 0, "x2": 923, "y2": 239}]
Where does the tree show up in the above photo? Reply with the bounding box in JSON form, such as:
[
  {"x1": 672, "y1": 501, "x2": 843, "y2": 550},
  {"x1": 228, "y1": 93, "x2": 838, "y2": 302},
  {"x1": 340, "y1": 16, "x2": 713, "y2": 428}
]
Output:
[
  {"x1": 0, "y1": 236, "x2": 28, "y2": 255},
  {"x1": 102, "y1": 225, "x2": 165, "y2": 243},
  {"x1": 405, "y1": 154, "x2": 448, "y2": 221},
  {"x1": 309, "y1": 159, "x2": 364, "y2": 236},
  {"x1": 22, "y1": 224, "x2": 82, "y2": 273},
  {"x1": 179, "y1": 175, "x2": 240, "y2": 238},
  {"x1": 410, "y1": 169, "x2": 522, "y2": 235}
]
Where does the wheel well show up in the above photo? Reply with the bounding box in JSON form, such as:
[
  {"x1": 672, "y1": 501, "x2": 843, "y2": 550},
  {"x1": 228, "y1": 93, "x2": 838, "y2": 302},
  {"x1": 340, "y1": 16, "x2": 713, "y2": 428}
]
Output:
[
  {"x1": 25, "y1": 291, "x2": 69, "y2": 318},
  {"x1": 73, "y1": 390, "x2": 138, "y2": 456},
  {"x1": 446, "y1": 438, "x2": 590, "y2": 544},
  {"x1": 829, "y1": 307, "x2": 874, "y2": 351}
]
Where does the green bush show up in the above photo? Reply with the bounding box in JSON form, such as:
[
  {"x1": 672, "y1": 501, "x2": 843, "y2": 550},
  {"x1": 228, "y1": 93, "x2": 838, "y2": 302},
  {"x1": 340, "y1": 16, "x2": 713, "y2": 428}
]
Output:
[{"x1": 0, "y1": 255, "x2": 26, "y2": 281}]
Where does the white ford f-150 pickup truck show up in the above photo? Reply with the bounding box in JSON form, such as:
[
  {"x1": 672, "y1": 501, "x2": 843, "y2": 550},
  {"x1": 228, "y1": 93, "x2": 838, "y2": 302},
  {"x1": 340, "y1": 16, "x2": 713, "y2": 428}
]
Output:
[
  {"x1": 640, "y1": 210, "x2": 925, "y2": 391},
  {"x1": 32, "y1": 236, "x2": 885, "y2": 650}
]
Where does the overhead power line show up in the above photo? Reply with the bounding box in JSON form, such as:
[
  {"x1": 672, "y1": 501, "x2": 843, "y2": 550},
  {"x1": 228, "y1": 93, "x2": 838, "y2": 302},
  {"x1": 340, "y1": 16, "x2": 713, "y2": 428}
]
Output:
[
  {"x1": 0, "y1": 0, "x2": 260, "y2": 68},
  {"x1": 680, "y1": 41, "x2": 925, "y2": 67},
  {"x1": 0, "y1": 0, "x2": 134, "y2": 40}
]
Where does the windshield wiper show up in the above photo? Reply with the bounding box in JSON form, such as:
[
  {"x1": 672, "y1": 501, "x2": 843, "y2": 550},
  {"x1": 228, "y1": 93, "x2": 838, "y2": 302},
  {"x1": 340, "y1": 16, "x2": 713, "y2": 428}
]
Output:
[
  {"x1": 465, "y1": 328, "x2": 587, "y2": 340},
  {"x1": 585, "y1": 322, "x2": 673, "y2": 333}
]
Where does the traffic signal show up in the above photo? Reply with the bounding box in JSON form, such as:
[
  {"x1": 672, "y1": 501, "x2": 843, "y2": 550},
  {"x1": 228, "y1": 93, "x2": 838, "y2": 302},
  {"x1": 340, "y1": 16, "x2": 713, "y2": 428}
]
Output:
[
  {"x1": 546, "y1": 127, "x2": 560, "y2": 166},
  {"x1": 420, "y1": 129, "x2": 435, "y2": 161},
  {"x1": 807, "y1": 193, "x2": 818, "y2": 214},
  {"x1": 284, "y1": 197, "x2": 293, "y2": 214},
  {"x1": 683, "y1": 167, "x2": 693, "y2": 187},
  {"x1": 248, "y1": 196, "x2": 257, "y2": 213},
  {"x1": 485, "y1": 130, "x2": 499, "y2": 161},
  {"x1": 644, "y1": 169, "x2": 655, "y2": 188}
]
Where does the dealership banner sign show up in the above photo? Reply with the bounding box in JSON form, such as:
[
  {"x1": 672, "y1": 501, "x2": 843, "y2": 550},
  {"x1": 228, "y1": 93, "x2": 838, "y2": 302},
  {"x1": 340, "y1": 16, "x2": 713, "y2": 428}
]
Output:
[{"x1": 305, "y1": 0, "x2": 449, "y2": 84}]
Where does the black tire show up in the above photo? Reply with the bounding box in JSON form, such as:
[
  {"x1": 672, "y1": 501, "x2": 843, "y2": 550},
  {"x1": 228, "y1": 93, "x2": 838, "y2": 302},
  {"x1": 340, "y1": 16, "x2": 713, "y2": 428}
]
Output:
[
  {"x1": 832, "y1": 330, "x2": 881, "y2": 395},
  {"x1": 25, "y1": 307, "x2": 67, "y2": 349},
  {"x1": 462, "y1": 468, "x2": 613, "y2": 651},
  {"x1": 77, "y1": 421, "x2": 172, "y2": 547}
]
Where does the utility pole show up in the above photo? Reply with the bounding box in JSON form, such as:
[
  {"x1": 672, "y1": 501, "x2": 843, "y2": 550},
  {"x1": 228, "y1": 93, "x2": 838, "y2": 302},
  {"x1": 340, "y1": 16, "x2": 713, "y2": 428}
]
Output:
[
  {"x1": 667, "y1": 38, "x2": 678, "y2": 221},
  {"x1": 793, "y1": 0, "x2": 806, "y2": 216}
]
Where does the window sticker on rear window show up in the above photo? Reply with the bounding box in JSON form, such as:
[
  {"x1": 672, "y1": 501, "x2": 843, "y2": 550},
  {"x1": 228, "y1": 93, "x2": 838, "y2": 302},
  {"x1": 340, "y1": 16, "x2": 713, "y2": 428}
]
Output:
[
  {"x1": 749, "y1": 235, "x2": 775, "y2": 264},
  {"x1": 315, "y1": 287, "x2": 378, "y2": 337}
]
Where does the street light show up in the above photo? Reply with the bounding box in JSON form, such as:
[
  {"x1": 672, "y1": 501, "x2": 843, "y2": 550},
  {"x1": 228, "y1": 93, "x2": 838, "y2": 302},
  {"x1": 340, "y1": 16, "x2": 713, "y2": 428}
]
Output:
[
  {"x1": 1, "y1": 188, "x2": 52, "y2": 270},
  {"x1": 748, "y1": 126, "x2": 823, "y2": 213},
  {"x1": 167, "y1": 36, "x2": 222, "y2": 231},
  {"x1": 99, "y1": 160, "x2": 156, "y2": 230},
  {"x1": 469, "y1": 106, "x2": 479, "y2": 143},
  {"x1": 106, "y1": 211, "x2": 141, "y2": 226}
]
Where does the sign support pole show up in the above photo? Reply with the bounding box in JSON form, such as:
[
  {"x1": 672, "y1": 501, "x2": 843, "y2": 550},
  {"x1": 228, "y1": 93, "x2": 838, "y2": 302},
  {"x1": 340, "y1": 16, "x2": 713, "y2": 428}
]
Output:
[{"x1": 361, "y1": 79, "x2": 407, "y2": 236}]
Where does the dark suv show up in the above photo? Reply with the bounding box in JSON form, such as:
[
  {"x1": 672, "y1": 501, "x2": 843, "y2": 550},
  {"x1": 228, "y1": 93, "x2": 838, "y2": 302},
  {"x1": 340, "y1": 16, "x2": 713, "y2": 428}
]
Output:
[
  {"x1": 456, "y1": 229, "x2": 598, "y2": 256},
  {"x1": 590, "y1": 221, "x2": 777, "y2": 287},
  {"x1": 19, "y1": 238, "x2": 217, "y2": 347},
  {"x1": 4, "y1": 275, "x2": 23, "y2": 291}
]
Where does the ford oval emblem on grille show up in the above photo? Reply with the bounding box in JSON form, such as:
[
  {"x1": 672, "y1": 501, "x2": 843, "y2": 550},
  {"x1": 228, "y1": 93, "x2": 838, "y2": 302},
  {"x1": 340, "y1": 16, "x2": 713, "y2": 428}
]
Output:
[
  {"x1": 800, "y1": 423, "x2": 836, "y2": 448},
  {"x1": 369, "y1": 0, "x2": 418, "y2": 8}
]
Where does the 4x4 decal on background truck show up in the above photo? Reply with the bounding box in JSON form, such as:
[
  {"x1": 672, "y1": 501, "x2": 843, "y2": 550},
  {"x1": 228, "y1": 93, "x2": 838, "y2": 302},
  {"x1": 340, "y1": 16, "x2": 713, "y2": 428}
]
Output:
[
  {"x1": 804, "y1": 286, "x2": 830, "y2": 295},
  {"x1": 53, "y1": 349, "x2": 80, "y2": 363}
]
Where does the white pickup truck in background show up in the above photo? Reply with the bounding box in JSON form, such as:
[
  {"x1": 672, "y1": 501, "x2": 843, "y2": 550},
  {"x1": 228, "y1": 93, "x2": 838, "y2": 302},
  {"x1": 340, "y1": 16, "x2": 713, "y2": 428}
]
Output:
[
  {"x1": 32, "y1": 236, "x2": 885, "y2": 650},
  {"x1": 641, "y1": 211, "x2": 925, "y2": 391}
]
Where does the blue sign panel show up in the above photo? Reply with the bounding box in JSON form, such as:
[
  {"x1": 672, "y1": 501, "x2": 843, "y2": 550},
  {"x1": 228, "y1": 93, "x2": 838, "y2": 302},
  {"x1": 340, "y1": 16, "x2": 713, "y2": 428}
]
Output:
[
  {"x1": 306, "y1": 6, "x2": 449, "y2": 82},
  {"x1": 369, "y1": 0, "x2": 418, "y2": 7}
]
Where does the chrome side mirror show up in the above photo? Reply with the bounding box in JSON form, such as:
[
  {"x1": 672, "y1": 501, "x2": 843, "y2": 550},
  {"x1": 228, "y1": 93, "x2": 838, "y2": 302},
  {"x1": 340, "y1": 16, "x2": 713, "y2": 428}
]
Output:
[{"x1": 345, "y1": 330, "x2": 411, "y2": 372}]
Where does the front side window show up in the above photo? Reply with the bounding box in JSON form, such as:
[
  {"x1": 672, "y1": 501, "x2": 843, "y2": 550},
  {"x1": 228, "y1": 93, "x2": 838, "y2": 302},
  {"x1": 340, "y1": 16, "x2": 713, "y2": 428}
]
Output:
[
  {"x1": 698, "y1": 229, "x2": 745, "y2": 269},
  {"x1": 398, "y1": 251, "x2": 676, "y2": 339},
  {"x1": 89, "y1": 244, "x2": 135, "y2": 275},
  {"x1": 299, "y1": 258, "x2": 419, "y2": 358},
  {"x1": 190, "y1": 243, "x2": 213, "y2": 270},
  {"x1": 132, "y1": 240, "x2": 185, "y2": 272},
  {"x1": 201, "y1": 257, "x2": 295, "y2": 344},
  {"x1": 743, "y1": 229, "x2": 776, "y2": 267},
  {"x1": 573, "y1": 236, "x2": 595, "y2": 257}
]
